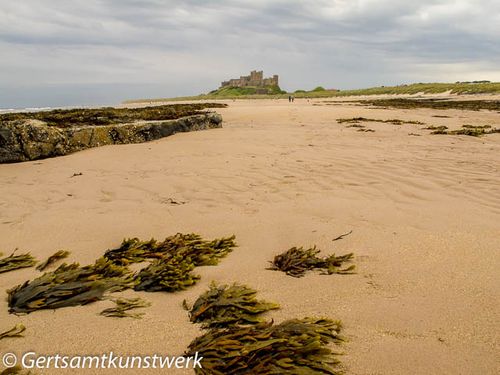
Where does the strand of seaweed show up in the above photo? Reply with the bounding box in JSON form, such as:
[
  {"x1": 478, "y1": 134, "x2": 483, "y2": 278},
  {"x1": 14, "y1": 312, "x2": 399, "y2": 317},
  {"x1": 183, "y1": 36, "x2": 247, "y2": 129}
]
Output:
[{"x1": 0, "y1": 252, "x2": 36, "y2": 274}]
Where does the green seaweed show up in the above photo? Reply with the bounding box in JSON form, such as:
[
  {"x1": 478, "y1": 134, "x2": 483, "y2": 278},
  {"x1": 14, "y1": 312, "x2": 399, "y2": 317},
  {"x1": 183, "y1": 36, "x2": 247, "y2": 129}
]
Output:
[
  {"x1": 0, "y1": 252, "x2": 37, "y2": 274},
  {"x1": 185, "y1": 318, "x2": 344, "y2": 374},
  {"x1": 36, "y1": 250, "x2": 70, "y2": 271},
  {"x1": 100, "y1": 297, "x2": 151, "y2": 319},
  {"x1": 357, "y1": 128, "x2": 375, "y2": 132},
  {"x1": 0, "y1": 366, "x2": 35, "y2": 375},
  {"x1": 107, "y1": 234, "x2": 236, "y2": 293},
  {"x1": 134, "y1": 256, "x2": 201, "y2": 292},
  {"x1": 104, "y1": 233, "x2": 236, "y2": 267},
  {"x1": 0, "y1": 323, "x2": 26, "y2": 340},
  {"x1": 337, "y1": 117, "x2": 424, "y2": 125},
  {"x1": 185, "y1": 283, "x2": 279, "y2": 328},
  {"x1": 268, "y1": 246, "x2": 355, "y2": 278},
  {"x1": 428, "y1": 124, "x2": 499, "y2": 137},
  {"x1": 0, "y1": 103, "x2": 227, "y2": 128},
  {"x1": 7, "y1": 258, "x2": 133, "y2": 314},
  {"x1": 6, "y1": 233, "x2": 236, "y2": 313}
]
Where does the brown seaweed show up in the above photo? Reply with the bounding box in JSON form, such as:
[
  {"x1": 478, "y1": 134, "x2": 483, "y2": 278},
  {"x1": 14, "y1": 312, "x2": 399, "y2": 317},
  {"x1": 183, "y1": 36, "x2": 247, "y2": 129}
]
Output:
[
  {"x1": 185, "y1": 283, "x2": 279, "y2": 328},
  {"x1": 0, "y1": 252, "x2": 37, "y2": 274},
  {"x1": 0, "y1": 103, "x2": 227, "y2": 128},
  {"x1": 337, "y1": 117, "x2": 424, "y2": 125},
  {"x1": 7, "y1": 258, "x2": 133, "y2": 314},
  {"x1": 430, "y1": 124, "x2": 500, "y2": 137},
  {"x1": 0, "y1": 366, "x2": 35, "y2": 375},
  {"x1": 134, "y1": 256, "x2": 201, "y2": 292},
  {"x1": 185, "y1": 318, "x2": 344, "y2": 374},
  {"x1": 104, "y1": 233, "x2": 236, "y2": 267},
  {"x1": 107, "y1": 233, "x2": 236, "y2": 293},
  {"x1": 0, "y1": 323, "x2": 26, "y2": 340},
  {"x1": 268, "y1": 246, "x2": 355, "y2": 278},
  {"x1": 36, "y1": 250, "x2": 70, "y2": 271},
  {"x1": 100, "y1": 297, "x2": 151, "y2": 319}
]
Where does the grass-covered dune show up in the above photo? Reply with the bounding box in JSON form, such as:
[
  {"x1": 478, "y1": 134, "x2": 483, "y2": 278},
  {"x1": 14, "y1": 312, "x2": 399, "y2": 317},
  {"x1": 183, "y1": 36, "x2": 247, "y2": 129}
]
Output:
[
  {"x1": 329, "y1": 82, "x2": 500, "y2": 96},
  {"x1": 125, "y1": 82, "x2": 500, "y2": 103}
]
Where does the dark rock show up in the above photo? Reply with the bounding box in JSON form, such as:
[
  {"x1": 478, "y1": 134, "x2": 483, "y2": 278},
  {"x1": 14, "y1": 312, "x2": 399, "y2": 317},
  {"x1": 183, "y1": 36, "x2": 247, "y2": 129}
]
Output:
[{"x1": 0, "y1": 113, "x2": 222, "y2": 163}]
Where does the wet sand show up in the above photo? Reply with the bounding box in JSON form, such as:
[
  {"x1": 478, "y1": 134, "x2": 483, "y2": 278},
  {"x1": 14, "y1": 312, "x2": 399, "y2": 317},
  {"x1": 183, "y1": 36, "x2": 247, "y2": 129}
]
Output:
[{"x1": 0, "y1": 98, "x2": 499, "y2": 374}]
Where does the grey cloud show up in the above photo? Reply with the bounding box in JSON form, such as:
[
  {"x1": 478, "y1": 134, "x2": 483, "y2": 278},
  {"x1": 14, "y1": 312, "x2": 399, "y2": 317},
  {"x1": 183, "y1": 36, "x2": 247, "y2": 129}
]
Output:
[{"x1": 0, "y1": 0, "x2": 499, "y2": 108}]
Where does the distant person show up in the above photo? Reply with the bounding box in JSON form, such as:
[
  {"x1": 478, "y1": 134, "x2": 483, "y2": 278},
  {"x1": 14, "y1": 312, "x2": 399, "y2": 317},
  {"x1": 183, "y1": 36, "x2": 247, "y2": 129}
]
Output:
[
  {"x1": 291, "y1": 96, "x2": 295, "y2": 102},
  {"x1": 288, "y1": 95, "x2": 292, "y2": 102}
]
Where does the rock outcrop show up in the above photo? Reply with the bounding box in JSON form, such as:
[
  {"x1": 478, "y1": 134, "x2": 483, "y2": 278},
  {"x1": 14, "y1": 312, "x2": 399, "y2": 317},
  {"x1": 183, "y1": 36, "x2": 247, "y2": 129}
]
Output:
[{"x1": 0, "y1": 112, "x2": 222, "y2": 163}]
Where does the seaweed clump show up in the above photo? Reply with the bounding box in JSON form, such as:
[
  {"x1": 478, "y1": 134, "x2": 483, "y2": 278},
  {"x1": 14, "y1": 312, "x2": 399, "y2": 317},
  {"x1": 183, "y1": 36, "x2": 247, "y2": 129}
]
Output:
[
  {"x1": 7, "y1": 258, "x2": 132, "y2": 314},
  {"x1": 268, "y1": 246, "x2": 355, "y2": 277},
  {"x1": 423, "y1": 125, "x2": 448, "y2": 134},
  {"x1": 105, "y1": 233, "x2": 236, "y2": 266},
  {"x1": 185, "y1": 318, "x2": 344, "y2": 374},
  {"x1": 337, "y1": 117, "x2": 424, "y2": 125},
  {"x1": 0, "y1": 366, "x2": 35, "y2": 375},
  {"x1": 6, "y1": 233, "x2": 236, "y2": 314},
  {"x1": 185, "y1": 283, "x2": 279, "y2": 328},
  {"x1": 0, "y1": 323, "x2": 26, "y2": 340},
  {"x1": 427, "y1": 124, "x2": 499, "y2": 137},
  {"x1": 134, "y1": 256, "x2": 200, "y2": 292},
  {"x1": 184, "y1": 284, "x2": 345, "y2": 374},
  {"x1": 0, "y1": 252, "x2": 37, "y2": 274},
  {"x1": 100, "y1": 297, "x2": 151, "y2": 319},
  {"x1": 36, "y1": 250, "x2": 70, "y2": 271},
  {"x1": 104, "y1": 233, "x2": 237, "y2": 293}
]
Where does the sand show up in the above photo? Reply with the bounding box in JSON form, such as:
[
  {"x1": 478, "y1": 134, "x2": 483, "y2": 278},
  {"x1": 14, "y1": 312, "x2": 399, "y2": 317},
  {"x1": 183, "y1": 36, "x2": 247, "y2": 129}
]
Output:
[{"x1": 0, "y1": 98, "x2": 499, "y2": 374}]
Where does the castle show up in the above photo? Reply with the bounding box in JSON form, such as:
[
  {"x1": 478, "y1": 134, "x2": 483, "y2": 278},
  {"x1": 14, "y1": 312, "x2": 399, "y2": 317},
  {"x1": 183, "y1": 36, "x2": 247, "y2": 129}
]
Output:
[{"x1": 221, "y1": 70, "x2": 279, "y2": 88}]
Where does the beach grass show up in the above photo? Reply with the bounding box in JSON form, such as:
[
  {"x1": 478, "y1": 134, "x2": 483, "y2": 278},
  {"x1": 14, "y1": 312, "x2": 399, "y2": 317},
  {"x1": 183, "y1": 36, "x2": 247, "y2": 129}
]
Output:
[{"x1": 124, "y1": 82, "x2": 500, "y2": 103}]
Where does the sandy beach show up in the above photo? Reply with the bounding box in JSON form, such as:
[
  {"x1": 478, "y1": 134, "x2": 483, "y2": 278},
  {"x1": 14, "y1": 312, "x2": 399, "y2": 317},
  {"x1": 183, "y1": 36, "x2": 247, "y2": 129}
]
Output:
[{"x1": 1, "y1": 98, "x2": 499, "y2": 374}]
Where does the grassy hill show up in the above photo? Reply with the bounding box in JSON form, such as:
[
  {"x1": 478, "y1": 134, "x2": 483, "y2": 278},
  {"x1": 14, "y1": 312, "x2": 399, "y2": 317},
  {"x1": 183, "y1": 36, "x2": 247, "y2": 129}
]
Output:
[
  {"x1": 124, "y1": 82, "x2": 500, "y2": 104},
  {"x1": 207, "y1": 85, "x2": 286, "y2": 96}
]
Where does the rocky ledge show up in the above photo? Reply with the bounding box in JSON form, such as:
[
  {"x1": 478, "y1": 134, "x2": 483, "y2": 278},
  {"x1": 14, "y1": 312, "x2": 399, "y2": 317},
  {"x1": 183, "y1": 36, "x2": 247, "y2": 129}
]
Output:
[{"x1": 0, "y1": 112, "x2": 222, "y2": 163}]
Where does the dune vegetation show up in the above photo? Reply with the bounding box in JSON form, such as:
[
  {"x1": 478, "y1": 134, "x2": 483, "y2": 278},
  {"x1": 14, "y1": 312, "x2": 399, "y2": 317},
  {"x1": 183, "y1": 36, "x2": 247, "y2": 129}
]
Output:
[{"x1": 124, "y1": 81, "x2": 500, "y2": 103}]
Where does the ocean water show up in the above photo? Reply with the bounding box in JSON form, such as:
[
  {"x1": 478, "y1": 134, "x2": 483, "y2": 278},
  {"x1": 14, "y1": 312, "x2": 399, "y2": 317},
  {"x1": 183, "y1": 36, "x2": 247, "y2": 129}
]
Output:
[
  {"x1": 0, "y1": 105, "x2": 97, "y2": 114},
  {"x1": 0, "y1": 107, "x2": 55, "y2": 114}
]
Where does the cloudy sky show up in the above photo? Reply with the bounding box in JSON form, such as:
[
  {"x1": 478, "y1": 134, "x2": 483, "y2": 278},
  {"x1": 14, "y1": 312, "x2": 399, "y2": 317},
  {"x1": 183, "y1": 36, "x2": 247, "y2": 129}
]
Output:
[{"x1": 1, "y1": 0, "x2": 499, "y2": 108}]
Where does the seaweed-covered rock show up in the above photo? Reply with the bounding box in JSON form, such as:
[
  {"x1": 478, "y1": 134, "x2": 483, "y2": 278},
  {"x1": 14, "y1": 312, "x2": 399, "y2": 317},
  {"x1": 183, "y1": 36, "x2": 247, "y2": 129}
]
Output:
[{"x1": 0, "y1": 111, "x2": 223, "y2": 163}]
